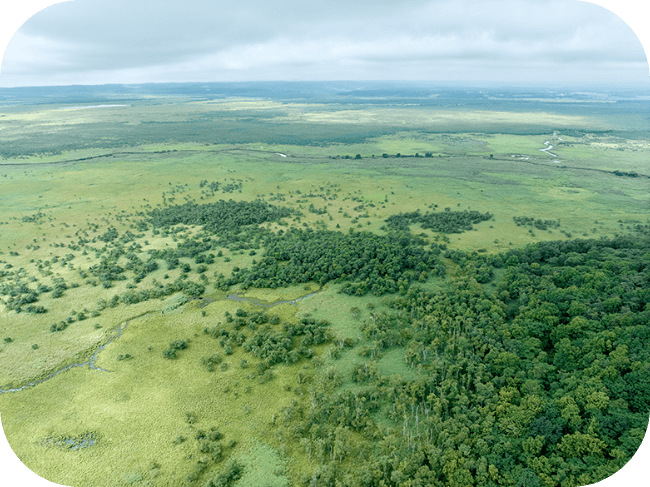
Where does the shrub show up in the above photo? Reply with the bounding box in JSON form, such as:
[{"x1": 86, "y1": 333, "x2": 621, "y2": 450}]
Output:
[{"x1": 163, "y1": 339, "x2": 188, "y2": 359}]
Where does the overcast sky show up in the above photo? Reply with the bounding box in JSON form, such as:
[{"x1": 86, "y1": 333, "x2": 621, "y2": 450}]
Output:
[{"x1": 0, "y1": 0, "x2": 648, "y2": 87}]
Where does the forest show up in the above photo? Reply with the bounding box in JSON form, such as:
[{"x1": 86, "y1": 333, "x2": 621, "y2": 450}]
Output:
[{"x1": 167, "y1": 210, "x2": 650, "y2": 486}]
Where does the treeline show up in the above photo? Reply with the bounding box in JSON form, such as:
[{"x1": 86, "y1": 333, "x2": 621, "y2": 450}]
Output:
[
  {"x1": 384, "y1": 208, "x2": 493, "y2": 234},
  {"x1": 0, "y1": 115, "x2": 395, "y2": 159},
  {"x1": 272, "y1": 233, "x2": 650, "y2": 486}
]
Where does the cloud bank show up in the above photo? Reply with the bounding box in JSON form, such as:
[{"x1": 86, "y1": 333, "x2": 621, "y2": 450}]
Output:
[{"x1": 0, "y1": 1, "x2": 648, "y2": 87}]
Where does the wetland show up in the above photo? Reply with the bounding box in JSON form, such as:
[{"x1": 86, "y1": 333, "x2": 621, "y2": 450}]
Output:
[{"x1": 0, "y1": 82, "x2": 649, "y2": 487}]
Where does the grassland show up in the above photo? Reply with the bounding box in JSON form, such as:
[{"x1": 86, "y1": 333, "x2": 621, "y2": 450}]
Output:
[{"x1": 0, "y1": 89, "x2": 649, "y2": 487}]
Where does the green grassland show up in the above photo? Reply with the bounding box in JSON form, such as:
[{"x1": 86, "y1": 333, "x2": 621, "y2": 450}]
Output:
[{"x1": 0, "y1": 96, "x2": 649, "y2": 487}]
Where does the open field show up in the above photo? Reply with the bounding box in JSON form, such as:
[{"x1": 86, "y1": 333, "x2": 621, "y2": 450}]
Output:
[{"x1": 0, "y1": 86, "x2": 649, "y2": 487}]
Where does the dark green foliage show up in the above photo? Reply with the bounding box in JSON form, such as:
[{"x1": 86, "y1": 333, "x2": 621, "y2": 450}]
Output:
[
  {"x1": 271, "y1": 234, "x2": 650, "y2": 486},
  {"x1": 385, "y1": 207, "x2": 493, "y2": 233},
  {"x1": 444, "y1": 248, "x2": 496, "y2": 283},
  {"x1": 20, "y1": 211, "x2": 46, "y2": 224},
  {"x1": 308, "y1": 203, "x2": 328, "y2": 215},
  {"x1": 89, "y1": 259, "x2": 126, "y2": 282},
  {"x1": 182, "y1": 281, "x2": 205, "y2": 297},
  {"x1": 3, "y1": 290, "x2": 39, "y2": 312},
  {"x1": 200, "y1": 353, "x2": 223, "y2": 372},
  {"x1": 205, "y1": 460, "x2": 243, "y2": 487},
  {"x1": 147, "y1": 199, "x2": 293, "y2": 234},
  {"x1": 283, "y1": 317, "x2": 332, "y2": 347},
  {"x1": 163, "y1": 339, "x2": 188, "y2": 359},
  {"x1": 513, "y1": 215, "x2": 561, "y2": 231},
  {"x1": 98, "y1": 227, "x2": 118, "y2": 242},
  {"x1": 25, "y1": 304, "x2": 47, "y2": 314},
  {"x1": 50, "y1": 322, "x2": 68, "y2": 332},
  {"x1": 120, "y1": 291, "x2": 140, "y2": 305},
  {"x1": 243, "y1": 329, "x2": 294, "y2": 365},
  {"x1": 36, "y1": 284, "x2": 51, "y2": 293},
  {"x1": 228, "y1": 228, "x2": 439, "y2": 296},
  {"x1": 351, "y1": 361, "x2": 379, "y2": 383}
]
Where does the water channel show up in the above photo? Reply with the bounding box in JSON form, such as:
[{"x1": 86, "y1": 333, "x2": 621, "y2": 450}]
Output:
[{"x1": 0, "y1": 289, "x2": 320, "y2": 394}]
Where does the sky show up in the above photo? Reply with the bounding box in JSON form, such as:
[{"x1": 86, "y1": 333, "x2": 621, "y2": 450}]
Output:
[{"x1": 0, "y1": 0, "x2": 649, "y2": 87}]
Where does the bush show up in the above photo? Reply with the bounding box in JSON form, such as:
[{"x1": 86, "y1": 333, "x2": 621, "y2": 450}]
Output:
[
  {"x1": 200, "y1": 353, "x2": 223, "y2": 372},
  {"x1": 50, "y1": 322, "x2": 68, "y2": 332},
  {"x1": 163, "y1": 339, "x2": 188, "y2": 359}
]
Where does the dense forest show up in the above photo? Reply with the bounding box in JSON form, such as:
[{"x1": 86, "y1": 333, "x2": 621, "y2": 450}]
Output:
[{"x1": 246, "y1": 233, "x2": 650, "y2": 487}]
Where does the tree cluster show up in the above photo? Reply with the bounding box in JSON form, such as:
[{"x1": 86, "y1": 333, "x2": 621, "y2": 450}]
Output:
[
  {"x1": 513, "y1": 216, "x2": 561, "y2": 231},
  {"x1": 147, "y1": 199, "x2": 294, "y2": 234},
  {"x1": 163, "y1": 339, "x2": 188, "y2": 359},
  {"x1": 228, "y1": 228, "x2": 441, "y2": 295},
  {"x1": 385, "y1": 208, "x2": 493, "y2": 234}
]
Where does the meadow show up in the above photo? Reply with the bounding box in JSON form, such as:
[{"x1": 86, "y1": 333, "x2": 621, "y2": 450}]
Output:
[{"x1": 0, "y1": 85, "x2": 649, "y2": 487}]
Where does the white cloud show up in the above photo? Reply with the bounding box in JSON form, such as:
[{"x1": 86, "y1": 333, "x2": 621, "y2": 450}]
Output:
[{"x1": 0, "y1": 0, "x2": 647, "y2": 86}]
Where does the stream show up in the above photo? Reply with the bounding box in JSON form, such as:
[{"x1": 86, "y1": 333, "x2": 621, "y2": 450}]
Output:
[
  {"x1": 0, "y1": 289, "x2": 320, "y2": 394},
  {"x1": 539, "y1": 132, "x2": 562, "y2": 161},
  {"x1": 0, "y1": 319, "x2": 134, "y2": 394},
  {"x1": 539, "y1": 141, "x2": 558, "y2": 158},
  {"x1": 225, "y1": 289, "x2": 320, "y2": 307}
]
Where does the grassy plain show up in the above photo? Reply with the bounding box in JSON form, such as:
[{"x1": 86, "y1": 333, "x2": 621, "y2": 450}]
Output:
[{"x1": 0, "y1": 93, "x2": 649, "y2": 486}]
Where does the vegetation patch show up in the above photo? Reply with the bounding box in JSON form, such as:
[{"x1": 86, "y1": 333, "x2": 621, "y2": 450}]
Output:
[
  {"x1": 384, "y1": 207, "x2": 493, "y2": 233},
  {"x1": 148, "y1": 199, "x2": 294, "y2": 233}
]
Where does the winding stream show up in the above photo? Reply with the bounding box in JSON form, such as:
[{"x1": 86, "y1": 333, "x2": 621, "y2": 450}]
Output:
[
  {"x1": 539, "y1": 141, "x2": 558, "y2": 158},
  {"x1": 0, "y1": 289, "x2": 320, "y2": 394},
  {"x1": 225, "y1": 289, "x2": 320, "y2": 307},
  {"x1": 0, "y1": 319, "x2": 135, "y2": 394},
  {"x1": 539, "y1": 132, "x2": 562, "y2": 161}
]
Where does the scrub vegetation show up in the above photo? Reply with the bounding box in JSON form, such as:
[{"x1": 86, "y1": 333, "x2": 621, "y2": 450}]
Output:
[{"x1": 0, "y1": 84, "x2": 649, "y2": 487}]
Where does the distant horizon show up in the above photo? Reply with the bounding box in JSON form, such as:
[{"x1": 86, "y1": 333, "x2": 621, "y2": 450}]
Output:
[{"x1": 1, "y1": 79, "x2": 648, "y2": 92}]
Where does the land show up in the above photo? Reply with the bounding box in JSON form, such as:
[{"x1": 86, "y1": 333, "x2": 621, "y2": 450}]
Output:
[{"x1": 0, "y1": 83, "x2": 649, "y2": 487}]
